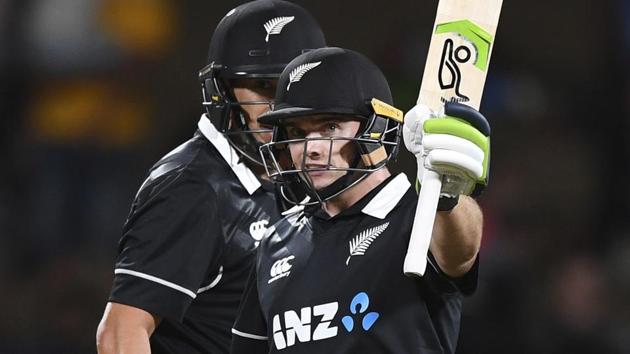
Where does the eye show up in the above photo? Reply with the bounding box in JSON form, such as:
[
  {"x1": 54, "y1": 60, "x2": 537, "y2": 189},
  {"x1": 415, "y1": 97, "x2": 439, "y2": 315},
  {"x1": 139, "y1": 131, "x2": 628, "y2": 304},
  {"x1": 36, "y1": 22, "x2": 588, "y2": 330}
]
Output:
[
  {"x1": 255, "y1": 80, "x2": 272, "y2": 90},
  {"x1": 286, "y1": 126, "x2": 305, "y2": 139},
  {"x1": 253, "y1": 80, "x2": 276, "y2": 96},
  {"x1": 327, "y1": 122, "x2": 339, "y2": 132}
]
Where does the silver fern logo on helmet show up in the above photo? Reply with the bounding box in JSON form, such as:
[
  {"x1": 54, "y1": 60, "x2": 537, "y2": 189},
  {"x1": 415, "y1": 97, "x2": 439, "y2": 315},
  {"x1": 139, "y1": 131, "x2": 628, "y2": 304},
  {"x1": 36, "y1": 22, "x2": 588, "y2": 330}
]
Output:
[
  {"x1": 264, "y1": 16, "x2": 295, "y2": 42},
  {"x1": 287, "y1": 61, "x2": 321, "y2": 91}
]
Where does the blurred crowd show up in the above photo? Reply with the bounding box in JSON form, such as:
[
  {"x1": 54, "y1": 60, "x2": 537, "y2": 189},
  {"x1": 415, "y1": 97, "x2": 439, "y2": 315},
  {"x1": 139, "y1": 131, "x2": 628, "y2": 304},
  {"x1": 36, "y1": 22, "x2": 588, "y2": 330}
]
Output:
[{"x1": 0, "y1": 0, "x2": 628, "y2": 353}]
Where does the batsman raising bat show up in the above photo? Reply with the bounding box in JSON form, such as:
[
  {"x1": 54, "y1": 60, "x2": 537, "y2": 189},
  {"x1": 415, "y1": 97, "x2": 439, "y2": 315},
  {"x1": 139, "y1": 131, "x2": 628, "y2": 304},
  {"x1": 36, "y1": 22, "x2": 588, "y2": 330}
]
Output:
[{"x1": 230, "y1": 46, "x2": 488, "y2": 354}]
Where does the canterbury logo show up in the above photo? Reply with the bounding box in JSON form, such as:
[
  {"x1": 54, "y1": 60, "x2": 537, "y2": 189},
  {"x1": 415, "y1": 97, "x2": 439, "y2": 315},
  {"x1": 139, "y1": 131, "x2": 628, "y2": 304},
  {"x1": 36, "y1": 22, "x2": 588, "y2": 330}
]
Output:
[
  {"x1": 269, "y1": 255, "x2": 295, "y2": 284},
  {"x1": 346, "y1": 222, "x2": 389, "y2": 265},
  {"x1": 287, "y1": 62, "x2": 321, "y2": 91},
  {"x1": 249, "y1": 220, "x2": 269, "y2": 247},
  {"x1": 264, "y1": 16, "x2": 295, "y2": 42}
]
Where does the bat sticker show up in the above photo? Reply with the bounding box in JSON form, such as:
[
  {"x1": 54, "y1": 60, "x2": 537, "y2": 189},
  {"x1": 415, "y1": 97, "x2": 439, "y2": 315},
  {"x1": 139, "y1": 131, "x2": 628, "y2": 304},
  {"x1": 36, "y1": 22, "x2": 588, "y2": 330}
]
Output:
[
  {"x1": 434, "y1": 19, "x2": 494, "y2": 104},
  {"x1": 438, "y1": 38, "x2": 472, "y2": 103}
]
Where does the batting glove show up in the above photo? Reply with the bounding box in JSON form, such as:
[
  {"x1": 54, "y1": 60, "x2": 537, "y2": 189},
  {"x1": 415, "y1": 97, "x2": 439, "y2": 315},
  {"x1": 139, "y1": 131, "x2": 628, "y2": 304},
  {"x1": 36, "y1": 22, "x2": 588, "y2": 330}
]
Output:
[{"x1": 403, "y1": 102, "x2": 490, "y2": 209}]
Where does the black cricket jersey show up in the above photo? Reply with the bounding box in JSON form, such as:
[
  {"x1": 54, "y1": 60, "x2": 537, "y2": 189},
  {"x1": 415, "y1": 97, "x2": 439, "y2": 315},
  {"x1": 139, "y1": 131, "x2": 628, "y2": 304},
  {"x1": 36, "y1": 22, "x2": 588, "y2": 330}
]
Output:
[
  {"x1": 232, "y1": 173, "x2": 478, "y2": 354},
  {"x1": 108, "y1": 115, "x2": 283, "y2": 353}
]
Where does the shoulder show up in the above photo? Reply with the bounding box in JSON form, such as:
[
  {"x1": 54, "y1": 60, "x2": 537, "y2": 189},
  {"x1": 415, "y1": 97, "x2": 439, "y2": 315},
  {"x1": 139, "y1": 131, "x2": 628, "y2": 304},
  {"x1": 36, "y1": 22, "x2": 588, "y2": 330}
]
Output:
[
  {"x1": 134, "y1": 133, "x2": 233, "y2": 203},
  {"x1": 121, "y1": 136, "x2": 226, "y2": 225},
  {"x1": 258, "y1": 210, "x2": 310, "y2": 250}
]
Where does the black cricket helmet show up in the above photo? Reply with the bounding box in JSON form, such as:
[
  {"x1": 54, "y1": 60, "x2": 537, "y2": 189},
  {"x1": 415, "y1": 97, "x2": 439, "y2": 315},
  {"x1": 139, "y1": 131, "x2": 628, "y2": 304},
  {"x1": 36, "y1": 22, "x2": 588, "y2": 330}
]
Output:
[
  {"x1": 259, "y1": 47, "x2": 404, "y2": 205},
  {"x1": 199, "y1": 0, "x2": 326, "y2": 165}
]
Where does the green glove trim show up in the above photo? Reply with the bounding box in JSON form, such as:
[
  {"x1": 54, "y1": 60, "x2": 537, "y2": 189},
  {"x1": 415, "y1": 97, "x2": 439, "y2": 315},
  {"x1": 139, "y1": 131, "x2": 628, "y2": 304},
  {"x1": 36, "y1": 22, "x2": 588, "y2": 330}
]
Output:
[
  {"x1": 481, "y1": 141, "x2": 490, "y2": 182},
  {"x1": 424, "y1": 117, "x2": 490, "y2": 181},
  {"x1": 424, "y1": 117, "x2": 489, "y2": 152}
]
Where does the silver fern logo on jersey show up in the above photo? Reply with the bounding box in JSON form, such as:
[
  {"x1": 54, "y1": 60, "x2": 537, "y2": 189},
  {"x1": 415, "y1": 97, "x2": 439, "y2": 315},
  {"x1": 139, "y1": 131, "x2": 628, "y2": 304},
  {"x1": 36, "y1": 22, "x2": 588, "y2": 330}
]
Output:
[
  {"x1": 346, "y1": 222, "x2": 390, "y2": 265},
  {"x1": 264, "y1": 16, "x2": 295, "y2": 42},
  {"x1": 287, "y1": 61, "x2": 321, "y2": 91}
]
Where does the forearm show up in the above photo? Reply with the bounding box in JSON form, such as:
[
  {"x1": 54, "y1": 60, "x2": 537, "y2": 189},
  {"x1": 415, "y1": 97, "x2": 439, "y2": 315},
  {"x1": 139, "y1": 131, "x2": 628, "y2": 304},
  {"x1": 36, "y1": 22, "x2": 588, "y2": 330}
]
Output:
[
  {"x1": 97, "y1": 303, "x2": 159, "y2": 354},
  {"x1": 430, "y1": 195, "x2": 483, "y2": 277},
  {"x1": 97, "y1": 327, "x2": 152, "y2": 354}
]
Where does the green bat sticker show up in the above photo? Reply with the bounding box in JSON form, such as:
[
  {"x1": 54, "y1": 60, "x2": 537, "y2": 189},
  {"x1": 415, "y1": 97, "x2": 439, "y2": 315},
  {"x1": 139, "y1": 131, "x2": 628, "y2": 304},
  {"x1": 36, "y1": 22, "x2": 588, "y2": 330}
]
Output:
[{"x1": 436, "y1": 20, "x2": 493, "y2": 71}]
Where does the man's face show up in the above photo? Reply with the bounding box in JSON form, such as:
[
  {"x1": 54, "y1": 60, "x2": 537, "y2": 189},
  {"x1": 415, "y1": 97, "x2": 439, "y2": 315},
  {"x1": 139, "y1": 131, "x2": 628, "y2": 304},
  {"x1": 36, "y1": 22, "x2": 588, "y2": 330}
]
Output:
[
  {"x1": 231, "y1": 78, "x2": 278, "y2": 143},
  {"x1": 284, "y1": 116, "x2": 361, "y2": 190}
]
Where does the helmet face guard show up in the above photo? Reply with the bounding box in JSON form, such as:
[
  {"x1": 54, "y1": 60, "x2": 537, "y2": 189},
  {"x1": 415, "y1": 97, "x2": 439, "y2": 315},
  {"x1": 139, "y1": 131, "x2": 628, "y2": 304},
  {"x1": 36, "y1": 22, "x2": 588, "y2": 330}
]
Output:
[
  {"x1": 260, "y1": 109, "x2": 402, "y2": 205},
  {"x1": 257, "y1": 47, "x2": 403, "y2": 206},
  {"x1": 199, "y1": 63, "x2": 275, "y2": 165}
]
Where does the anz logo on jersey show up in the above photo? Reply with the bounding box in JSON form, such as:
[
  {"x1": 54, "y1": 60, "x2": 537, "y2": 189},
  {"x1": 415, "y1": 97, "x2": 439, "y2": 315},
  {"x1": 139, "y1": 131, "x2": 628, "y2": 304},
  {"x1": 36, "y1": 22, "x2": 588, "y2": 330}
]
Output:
[{"x1": 271, "y1": 292, "x2": 380, "y2": 350}]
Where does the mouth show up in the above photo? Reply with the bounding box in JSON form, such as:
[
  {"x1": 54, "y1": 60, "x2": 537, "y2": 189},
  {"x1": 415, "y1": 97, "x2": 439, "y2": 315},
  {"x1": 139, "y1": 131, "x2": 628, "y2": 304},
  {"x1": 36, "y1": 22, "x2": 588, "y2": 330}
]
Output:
[{"x1": 304, "y1": 164, "x2": 328, "y2": 178}]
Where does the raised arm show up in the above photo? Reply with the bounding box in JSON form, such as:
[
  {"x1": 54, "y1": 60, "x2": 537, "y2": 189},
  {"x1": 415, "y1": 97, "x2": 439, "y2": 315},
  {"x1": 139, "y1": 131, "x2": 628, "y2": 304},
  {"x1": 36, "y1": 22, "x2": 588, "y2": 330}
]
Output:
[
  {"x1": 403, "y1": 101, "x2": 490, "y2": 278},
  {"x1": 431, "y1": 195, "x2": 483, "y2": 277}
]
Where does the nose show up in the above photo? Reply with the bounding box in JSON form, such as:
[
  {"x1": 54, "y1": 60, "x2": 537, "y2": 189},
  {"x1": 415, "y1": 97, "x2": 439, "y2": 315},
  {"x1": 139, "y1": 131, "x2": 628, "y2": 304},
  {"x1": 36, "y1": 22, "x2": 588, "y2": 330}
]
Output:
[{"x1": 304, "y1": 132, "x2": 328, "y2": 161}]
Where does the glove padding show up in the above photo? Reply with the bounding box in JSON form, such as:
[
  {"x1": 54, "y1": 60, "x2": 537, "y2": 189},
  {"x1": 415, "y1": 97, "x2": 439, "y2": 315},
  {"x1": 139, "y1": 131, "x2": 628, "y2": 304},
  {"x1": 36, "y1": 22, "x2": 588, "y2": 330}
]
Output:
[{"x1": 403, "y1": 102, "x2": 490, "y2": 201}]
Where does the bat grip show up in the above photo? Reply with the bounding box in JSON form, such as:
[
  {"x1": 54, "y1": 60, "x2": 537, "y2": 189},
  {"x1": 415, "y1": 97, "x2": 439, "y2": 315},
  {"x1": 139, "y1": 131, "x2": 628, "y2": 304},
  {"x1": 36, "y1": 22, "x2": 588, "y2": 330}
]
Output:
[{"x1": 403, "y1": 169, "x2": 442, "y2": 277}]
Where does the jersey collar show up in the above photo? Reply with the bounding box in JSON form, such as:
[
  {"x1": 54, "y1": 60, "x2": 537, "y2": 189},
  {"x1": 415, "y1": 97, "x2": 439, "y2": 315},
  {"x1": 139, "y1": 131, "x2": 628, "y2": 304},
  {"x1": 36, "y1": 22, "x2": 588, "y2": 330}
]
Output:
[
  {"x1": 198, "y1": 114, "x2": 261, "y2": 195},
  {"x1": 361, "y1": 173, "x2": 411, "y2": 219},
  {"x1": 312, "y1": 173, "x2": 412, "y2": 221}
]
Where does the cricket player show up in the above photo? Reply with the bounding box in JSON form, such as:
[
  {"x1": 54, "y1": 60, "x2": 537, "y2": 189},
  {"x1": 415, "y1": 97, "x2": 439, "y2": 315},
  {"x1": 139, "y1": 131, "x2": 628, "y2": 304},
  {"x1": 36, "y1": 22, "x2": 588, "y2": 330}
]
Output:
[
  {"x1": 230, "y1": 47, "x2": 489, "y2": 353},
  {"x1": 96, "y1": 1, "x2": 326, "y2": 353}
]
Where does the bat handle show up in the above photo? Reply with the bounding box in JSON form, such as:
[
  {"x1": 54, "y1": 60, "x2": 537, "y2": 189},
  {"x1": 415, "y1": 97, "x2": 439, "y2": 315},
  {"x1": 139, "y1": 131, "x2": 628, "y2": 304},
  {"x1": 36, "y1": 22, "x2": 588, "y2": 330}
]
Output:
[{"x1": 403, "y1": 169, "x2": 442, "y2": 277}]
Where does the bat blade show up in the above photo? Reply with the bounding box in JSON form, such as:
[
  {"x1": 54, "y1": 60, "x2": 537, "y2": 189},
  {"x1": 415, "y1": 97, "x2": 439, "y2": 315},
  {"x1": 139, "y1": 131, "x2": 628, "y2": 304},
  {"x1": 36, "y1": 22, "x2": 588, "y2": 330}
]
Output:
[{"x1": 404, "y1": 0, "x2": 502, "y2": 277}]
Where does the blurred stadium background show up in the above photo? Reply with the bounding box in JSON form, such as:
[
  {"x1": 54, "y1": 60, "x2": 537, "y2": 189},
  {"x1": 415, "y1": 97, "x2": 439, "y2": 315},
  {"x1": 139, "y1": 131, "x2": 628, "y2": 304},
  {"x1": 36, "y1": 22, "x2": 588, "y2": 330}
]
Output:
[{"x1": 0, "y1": 0, "x2": 628, "y2": 353}]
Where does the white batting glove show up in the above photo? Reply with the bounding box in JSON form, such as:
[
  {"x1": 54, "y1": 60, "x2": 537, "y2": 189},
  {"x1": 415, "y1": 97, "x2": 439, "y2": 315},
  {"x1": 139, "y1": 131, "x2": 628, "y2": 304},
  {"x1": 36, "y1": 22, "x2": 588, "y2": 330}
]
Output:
[{"x1": 403, "y1": 102, "x2": 491, "y2": 203}]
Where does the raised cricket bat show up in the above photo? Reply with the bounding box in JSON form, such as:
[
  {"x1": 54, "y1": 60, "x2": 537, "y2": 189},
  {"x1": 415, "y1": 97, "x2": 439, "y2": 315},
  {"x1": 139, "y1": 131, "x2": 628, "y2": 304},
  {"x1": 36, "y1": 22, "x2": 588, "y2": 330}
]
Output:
[{"x1": 403, "y1": 0, "x2": 502, "y2": 276}]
